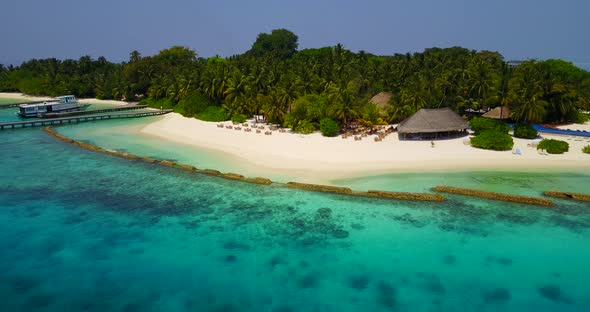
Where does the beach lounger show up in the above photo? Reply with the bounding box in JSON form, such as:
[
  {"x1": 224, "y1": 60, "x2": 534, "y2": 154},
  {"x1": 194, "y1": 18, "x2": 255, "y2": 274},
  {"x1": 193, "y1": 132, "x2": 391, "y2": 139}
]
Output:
[{"x1": 512, "y1": 148, "x2": 522, "y2": 155}]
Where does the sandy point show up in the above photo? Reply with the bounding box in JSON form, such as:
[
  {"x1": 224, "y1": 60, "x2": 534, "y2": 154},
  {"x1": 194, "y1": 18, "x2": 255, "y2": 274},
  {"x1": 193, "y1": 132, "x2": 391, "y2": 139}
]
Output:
[{"x1": 139, "y1": 113, "x2": 590, "y2": 181}]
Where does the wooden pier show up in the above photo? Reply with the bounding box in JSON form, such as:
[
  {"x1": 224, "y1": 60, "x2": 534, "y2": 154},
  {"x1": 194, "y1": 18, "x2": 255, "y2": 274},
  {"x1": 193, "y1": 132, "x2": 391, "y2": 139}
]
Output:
[
  {"x1": 42, "y1": 104, "x2": 147, "y2": 118},
  {"x1": 0, "y1": 109, "x2": 171, "y2": 130}
]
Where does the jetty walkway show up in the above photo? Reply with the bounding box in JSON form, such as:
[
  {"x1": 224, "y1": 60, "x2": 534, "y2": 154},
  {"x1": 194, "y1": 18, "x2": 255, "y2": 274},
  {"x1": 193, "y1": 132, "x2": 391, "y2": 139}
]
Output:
[
  {"x1": 0, "y1": 109, "x2": 171, "y2": 130},
  {"x1": 42, "y1": 104, "x2": 147, "y2": 118}
]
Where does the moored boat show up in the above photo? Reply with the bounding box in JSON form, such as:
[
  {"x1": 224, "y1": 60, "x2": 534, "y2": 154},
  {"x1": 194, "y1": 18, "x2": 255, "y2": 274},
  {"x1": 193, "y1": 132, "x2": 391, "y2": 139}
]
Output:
[{"x1": 17, "y1": 95, "x2": 88, "y2": 118}]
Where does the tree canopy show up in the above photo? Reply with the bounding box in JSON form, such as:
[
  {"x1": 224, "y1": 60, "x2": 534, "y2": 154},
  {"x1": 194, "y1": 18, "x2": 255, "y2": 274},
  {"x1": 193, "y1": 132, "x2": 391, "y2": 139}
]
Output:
[
  {"x1": 248, "y1": 28, "x2": 298, "y2": 59},
  {"x1": 1, "y1": 29, "x2": 589, "y2": 128}
]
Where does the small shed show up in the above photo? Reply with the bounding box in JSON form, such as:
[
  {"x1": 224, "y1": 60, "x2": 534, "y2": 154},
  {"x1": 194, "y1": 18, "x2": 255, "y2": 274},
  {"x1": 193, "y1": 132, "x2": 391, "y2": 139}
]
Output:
[
  {"x1": 397, "y1": 108, "x2": 468, "y2": 140},
  {"x1": 482, "y1": 106, "x2": 510, "y2": 120}
]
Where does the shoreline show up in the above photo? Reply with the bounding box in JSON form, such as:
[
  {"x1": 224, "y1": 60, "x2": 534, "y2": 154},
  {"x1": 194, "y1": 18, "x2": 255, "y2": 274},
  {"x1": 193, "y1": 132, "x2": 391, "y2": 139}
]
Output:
[
  {"x1": 46, "y1": 125, "x2": 577, "y2": 207},
  {"x1": 0, "y1": 92, "x2": 131, "y2": 106},
  {"x1": 139, "y1": 113, "x2": 590, "y2": 183}
]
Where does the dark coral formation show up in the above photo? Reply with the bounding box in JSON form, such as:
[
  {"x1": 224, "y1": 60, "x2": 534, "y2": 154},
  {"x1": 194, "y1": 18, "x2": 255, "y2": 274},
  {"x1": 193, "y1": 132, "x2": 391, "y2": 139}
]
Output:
[
  {"x1": 7, "y1": 275, "x2": 40, "y2": 294},
  {"x1": 485, "y1": 256, "x2": 513, "y2": 266},
  {"x1": 375, "y1": 281, "x2": 397, "y2": 309},
  {"x1": 296, "y1": 273, "x2": 319, "y2": 289},
  {"x1": 538, "y1": 285, "x2": 572, "y2": 304},
  {"x1": 225, "y1": 255, "x2": 237, "y2": 263},
  {"x1": 416, "y1": 272, "x2": 446, "y2": 295},
  {"x1": 348, "y1": 274, "x2": 370, "y2": 290},
  {"x1": 482, "y1": 288, "x2": 511, "y2": 303},
  {"x1": 443, "y1": 255, "x2": 456, "y2": 265}
]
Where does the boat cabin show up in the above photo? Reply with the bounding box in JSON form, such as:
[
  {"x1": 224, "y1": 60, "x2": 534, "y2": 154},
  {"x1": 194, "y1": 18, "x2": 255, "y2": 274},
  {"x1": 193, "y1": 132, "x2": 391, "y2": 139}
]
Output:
[{"x1": 18, "y1": 95, "x2": 80, "y2": 117}]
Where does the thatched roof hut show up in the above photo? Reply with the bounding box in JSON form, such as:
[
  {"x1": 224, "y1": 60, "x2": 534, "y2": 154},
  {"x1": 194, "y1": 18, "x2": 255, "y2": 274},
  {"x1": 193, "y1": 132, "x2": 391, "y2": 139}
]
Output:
[
  {"x1": 398, "y1": 108, "x2": 468, "y2": 139},
  {"x1": 369, "y1": 92, "x2": 393, "y2": 114},
  {"x1": 482, "y1": 106, "x2": 510, "y2": 119}
]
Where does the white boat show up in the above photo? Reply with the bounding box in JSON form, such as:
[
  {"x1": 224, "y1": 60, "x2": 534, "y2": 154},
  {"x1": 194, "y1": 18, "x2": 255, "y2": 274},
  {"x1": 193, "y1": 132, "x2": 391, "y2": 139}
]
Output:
[{"x1": 17, "y1": 95, "x2": 87, "y2": 118}]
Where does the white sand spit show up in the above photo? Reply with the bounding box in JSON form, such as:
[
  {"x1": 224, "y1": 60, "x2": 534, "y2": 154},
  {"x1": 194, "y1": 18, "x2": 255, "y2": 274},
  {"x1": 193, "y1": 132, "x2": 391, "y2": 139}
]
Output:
[{"x1": 140, "y1": 113, "x2": 590, "y2": 180}]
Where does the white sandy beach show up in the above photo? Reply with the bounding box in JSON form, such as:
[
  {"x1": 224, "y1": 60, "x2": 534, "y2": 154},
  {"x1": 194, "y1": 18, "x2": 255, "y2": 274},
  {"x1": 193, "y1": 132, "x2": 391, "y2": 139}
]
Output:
[
  {"x1": 0, "y1": 92, "x2": 129, "y2": 106},
  {"x1": 0, "y1": 92, "x2": 54, "y2": 102},
  {"x1": 140, "y1": 113, "x2": 590, "y2": 180}
]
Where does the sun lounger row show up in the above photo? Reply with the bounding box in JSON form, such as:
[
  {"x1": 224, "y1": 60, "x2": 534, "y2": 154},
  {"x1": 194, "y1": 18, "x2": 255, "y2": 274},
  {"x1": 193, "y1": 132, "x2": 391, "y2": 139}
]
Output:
[{"x1": 218, "y1": 123, "x2": 278, "y2": 136}]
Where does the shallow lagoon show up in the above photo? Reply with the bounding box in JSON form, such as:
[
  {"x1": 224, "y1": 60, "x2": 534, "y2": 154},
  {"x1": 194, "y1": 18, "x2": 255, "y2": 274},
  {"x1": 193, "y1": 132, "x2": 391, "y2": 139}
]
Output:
[{"x1": 1, "y1": 117, "x2": 590, "y2": 311}]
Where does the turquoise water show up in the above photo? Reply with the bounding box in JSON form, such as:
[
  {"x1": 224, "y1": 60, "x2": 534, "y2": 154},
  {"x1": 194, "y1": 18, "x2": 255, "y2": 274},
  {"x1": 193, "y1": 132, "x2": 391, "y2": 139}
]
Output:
[
  {"x1": 58, "y1": 118, "x2": 303, "y2": 182},
  {"x1": 335, "y1": 171, "x2": 590, "y2": 197},
  {"x1": 57, "y1": 118, "x2": 590, "y2": 195},
  {"x1": 0, "y1": 99, "x2": 25, "y2": 122},
  {"x1": 1, "y1": 120, "x2": 590, "y2": 311}
]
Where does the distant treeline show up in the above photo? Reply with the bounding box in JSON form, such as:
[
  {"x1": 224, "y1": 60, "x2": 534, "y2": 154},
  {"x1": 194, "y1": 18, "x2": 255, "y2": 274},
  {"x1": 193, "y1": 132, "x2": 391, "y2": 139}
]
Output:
[{"x1": 1, "y1": 28, "x2": 589, "y2": 128}]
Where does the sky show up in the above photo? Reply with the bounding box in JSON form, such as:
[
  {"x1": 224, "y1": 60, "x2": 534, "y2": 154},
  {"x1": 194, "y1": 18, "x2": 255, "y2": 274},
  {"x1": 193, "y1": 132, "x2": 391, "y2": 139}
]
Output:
[{"x1": 1, "y1": 0, "x2": 589, "y2": 65}]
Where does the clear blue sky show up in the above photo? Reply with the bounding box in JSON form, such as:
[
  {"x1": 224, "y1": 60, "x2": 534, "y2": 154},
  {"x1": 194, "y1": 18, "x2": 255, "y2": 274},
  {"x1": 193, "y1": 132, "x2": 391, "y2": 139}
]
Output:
[{"x1": 1, "y1": 0, "x2": 589, "y2": 65}]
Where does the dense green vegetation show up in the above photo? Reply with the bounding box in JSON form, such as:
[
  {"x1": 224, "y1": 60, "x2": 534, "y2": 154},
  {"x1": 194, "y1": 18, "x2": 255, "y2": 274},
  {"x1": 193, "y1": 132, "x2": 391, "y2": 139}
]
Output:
[
  {"x1": 1, "y1": 29, "x2": 589, "y2": 131},
  {"x1": 231, "y1": 114, "x2": 247, "y2": 124},
  {"x1": 319, "y1": 118, "x2": 340, "y2": 137},
  {"x1": 537, "y1": 139, "x2": 569, "y2": 154},
  {"x1": 196, "y1": 106, "x2": 227, "y2": 122},
  {"x1": 470, "y1": 130, "x2": 514, "y2": 151},
  {"x1": 295, "y1": 120, "x2": 316, "y2": 134},
  {"x1": 513, "y1": 123, "x2": 538, "y2": 139},
  {"x1": 578, "y1": 112, "x2": 590, "y2": 124},
  {"x1": 583, "y1": 145, "x2": 590, "y2": 154},
  {"x1": 469, "y1": 117, "x2": 510, "y2": 135}
]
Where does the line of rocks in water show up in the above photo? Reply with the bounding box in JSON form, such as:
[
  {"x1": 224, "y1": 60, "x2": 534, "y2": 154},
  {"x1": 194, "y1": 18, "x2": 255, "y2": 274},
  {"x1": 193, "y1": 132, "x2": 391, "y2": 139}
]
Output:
[
  {"x1": 433, "y1": 186, "x2": 554, "y2": 207},
  {"x1": 43, "y1": 126, "x2": 273, "y2": 186},
  {"x1": 44, "y1": 126, "x2": 590, "y2": 206},
  {"x1": 43, "y1": 126, "x2": 446, "y2": 202},
  {"x1": 284, "y1": 182, "x2": 447, "y2": 202},
  {"x1": 543, "y1": 191, "x2": 590, "y2": 203}
]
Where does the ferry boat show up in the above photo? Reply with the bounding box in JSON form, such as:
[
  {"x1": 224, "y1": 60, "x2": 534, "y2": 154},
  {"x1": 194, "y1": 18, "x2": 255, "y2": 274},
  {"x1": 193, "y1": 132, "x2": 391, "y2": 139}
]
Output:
[{"x1": 17, "y1": 95, "x2": 87, "y2": 118}]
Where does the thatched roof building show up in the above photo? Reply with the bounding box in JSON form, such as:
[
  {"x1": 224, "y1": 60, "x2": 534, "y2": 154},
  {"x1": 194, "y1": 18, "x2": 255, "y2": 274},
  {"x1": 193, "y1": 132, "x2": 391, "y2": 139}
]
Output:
[
  {"x1": 398, "y1": 108, "x2": 468, "y2": 140},
  {"x1": 369, "y1": 92, "x2": 393, "y2": 114},
  {"x1": 482, "y1": 106, "x2": 510, "y2": 119}
]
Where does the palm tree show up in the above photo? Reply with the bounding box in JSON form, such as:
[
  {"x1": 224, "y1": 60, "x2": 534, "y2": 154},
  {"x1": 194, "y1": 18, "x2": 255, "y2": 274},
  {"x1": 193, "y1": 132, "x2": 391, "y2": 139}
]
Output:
[
  {"x1": 509, "y1": 61, "x2": 547, "y2": 123},
  {"x1": 278, "y1": 78, "x2": 301, "y2": 113},
  {"x1": 537, "y1": 65, "x2": 578, "y2": 122},
  {"x1": 174, "y1": 75, "x2": 193, "y2": 101},
  {"x1": 463, "y1": 56, "x2": 499, "y2": 111},
  {"x1": 201, "y1": 64, "x2": 230, "y2": 104},
  {"x1": 261, "y1": 90, "x2": 287, "y2": 124},
  {"x1": 331, "y1": 89, "x2": 359, "y2": 124},
  {"x1": 224, "y1": 71, "x2": 251, "y2": 104},
  {"x1": 129, "y1": 50, "x2": 142, "y2": 63},
  {"x1": 512, "y1": 96, "x2": 547, "y2": 123},
  {"x1": 398, "y1": 78, "x2": 427, "y2": 113}
]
